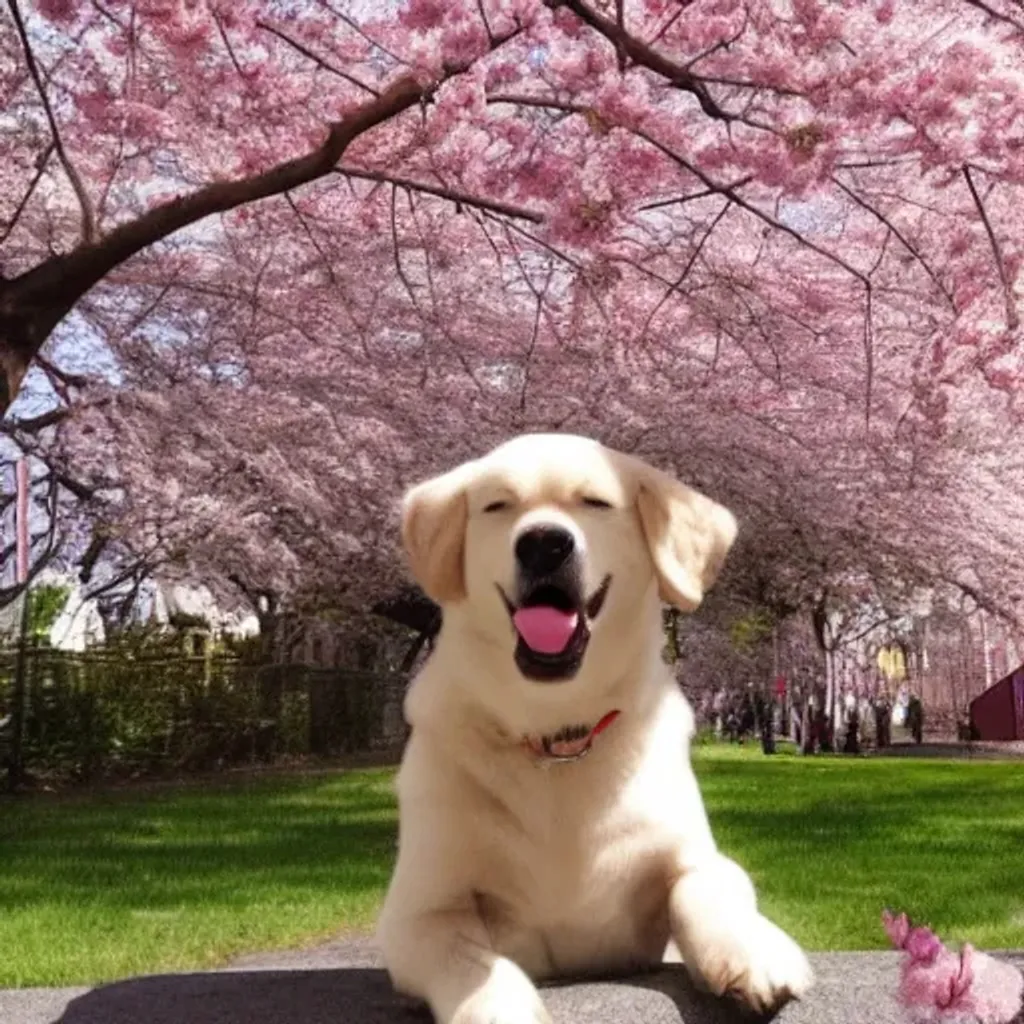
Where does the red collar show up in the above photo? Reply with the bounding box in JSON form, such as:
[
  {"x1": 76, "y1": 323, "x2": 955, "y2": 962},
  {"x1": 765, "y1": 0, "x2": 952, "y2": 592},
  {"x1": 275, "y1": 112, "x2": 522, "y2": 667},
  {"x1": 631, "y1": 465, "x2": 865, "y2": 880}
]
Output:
[{"x1": 522, "y1": 709, "x2": 621, "y2": 763}]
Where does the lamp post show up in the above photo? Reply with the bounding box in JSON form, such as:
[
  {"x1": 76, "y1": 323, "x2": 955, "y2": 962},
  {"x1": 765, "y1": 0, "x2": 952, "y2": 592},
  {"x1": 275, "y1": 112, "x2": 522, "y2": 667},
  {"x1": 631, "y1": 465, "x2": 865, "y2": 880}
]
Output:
[{"x1": 7, "y1": 458, "x2": 30, "y2": 791}]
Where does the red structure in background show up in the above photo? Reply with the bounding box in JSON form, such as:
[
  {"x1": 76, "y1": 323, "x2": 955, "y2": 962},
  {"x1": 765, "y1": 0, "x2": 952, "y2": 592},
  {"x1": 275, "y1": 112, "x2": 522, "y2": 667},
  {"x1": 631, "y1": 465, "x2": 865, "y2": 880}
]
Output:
[{"x1": 969, "y1": 666, "x2": 1024, "y2": 741}]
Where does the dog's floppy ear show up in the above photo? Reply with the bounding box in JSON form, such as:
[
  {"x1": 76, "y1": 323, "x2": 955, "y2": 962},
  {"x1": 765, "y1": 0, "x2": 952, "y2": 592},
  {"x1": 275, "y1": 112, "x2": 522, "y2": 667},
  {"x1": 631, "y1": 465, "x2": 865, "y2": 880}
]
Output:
[
  {"x1": 400, "y1": 464, "x2": 473, "y2": 605},
  {"x1": 635, "y1": 465, "x2": 737, "y2": 612}
]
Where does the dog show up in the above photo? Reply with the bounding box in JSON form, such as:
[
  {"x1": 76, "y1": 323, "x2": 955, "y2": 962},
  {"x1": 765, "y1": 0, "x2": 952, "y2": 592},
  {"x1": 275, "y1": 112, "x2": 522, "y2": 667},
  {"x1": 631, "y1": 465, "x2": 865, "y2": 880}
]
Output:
[{"x1": 376, "y1": 434, "x2": 813, "y2": 1024}]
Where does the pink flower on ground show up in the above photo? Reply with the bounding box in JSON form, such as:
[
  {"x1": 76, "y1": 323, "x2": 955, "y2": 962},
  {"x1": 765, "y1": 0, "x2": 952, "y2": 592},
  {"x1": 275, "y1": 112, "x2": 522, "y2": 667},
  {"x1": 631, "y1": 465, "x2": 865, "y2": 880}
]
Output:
[{"x1": 882, "y1": 910, "x2": 1024, "y2": 1024}]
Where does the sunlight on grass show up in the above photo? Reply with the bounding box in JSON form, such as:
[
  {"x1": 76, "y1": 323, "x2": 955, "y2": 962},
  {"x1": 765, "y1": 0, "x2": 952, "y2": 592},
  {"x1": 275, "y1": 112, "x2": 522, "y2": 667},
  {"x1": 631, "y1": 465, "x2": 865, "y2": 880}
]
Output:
[
  {"x1": 691, "y1": 746, "x2": 1024, "y2": 952},
  {"x1": 0, "y1": 770, "x2": 398, "y2": 987},
  {"x1": 1, "y1": 750, "x2": 1022, "y2": 986}
]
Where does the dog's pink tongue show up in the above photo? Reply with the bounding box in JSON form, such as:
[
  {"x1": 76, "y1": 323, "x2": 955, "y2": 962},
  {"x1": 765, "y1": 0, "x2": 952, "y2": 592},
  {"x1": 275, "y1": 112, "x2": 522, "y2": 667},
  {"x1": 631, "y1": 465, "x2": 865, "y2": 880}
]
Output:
[{"x1": 513, "y1": 606, "x2": 579, "y2": 655}]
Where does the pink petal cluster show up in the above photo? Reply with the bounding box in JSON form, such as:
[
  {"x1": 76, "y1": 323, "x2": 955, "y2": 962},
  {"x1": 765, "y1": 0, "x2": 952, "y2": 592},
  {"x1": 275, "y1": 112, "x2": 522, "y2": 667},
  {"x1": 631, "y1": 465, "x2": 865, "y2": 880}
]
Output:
[{"x1": 883, "y1": 911, "x2": 1023, "y2": 1024}]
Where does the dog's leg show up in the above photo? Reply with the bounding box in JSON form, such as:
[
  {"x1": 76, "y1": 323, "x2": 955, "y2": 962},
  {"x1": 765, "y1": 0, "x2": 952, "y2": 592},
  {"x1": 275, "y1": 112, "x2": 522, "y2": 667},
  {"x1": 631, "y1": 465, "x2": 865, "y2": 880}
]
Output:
[
  {"x1": 667, "y1": 853, "x2": 813, "y2": 1014},
  {"x1": 378, "y1": 908, "x2": 551, "y2": 1024}
]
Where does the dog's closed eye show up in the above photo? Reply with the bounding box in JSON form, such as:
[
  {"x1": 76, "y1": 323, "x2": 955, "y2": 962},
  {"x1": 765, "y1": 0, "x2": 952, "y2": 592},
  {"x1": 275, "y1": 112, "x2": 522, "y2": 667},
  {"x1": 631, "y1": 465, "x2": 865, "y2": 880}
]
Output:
[
  {"x1": 582, "y1": 497, "x2": 613, "y2": 509},
  {"x1": 483, "y1": 500, "x2": 510, "y2": 513}
]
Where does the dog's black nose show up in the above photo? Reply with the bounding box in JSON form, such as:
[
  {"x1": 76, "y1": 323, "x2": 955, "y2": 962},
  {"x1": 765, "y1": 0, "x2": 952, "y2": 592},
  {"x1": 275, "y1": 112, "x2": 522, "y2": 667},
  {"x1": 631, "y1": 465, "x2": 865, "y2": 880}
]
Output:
[{"x1": 515, "y1": 526, "x2": 575, "y2": 576}]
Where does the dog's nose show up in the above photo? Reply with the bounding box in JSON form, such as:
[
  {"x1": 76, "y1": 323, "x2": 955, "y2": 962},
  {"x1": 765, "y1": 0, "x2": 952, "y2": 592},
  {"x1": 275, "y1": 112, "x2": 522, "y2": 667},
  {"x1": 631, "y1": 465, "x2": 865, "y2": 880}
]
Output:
[{"x1": 515, "y1": 526, "x2": 575, "y2": 576}]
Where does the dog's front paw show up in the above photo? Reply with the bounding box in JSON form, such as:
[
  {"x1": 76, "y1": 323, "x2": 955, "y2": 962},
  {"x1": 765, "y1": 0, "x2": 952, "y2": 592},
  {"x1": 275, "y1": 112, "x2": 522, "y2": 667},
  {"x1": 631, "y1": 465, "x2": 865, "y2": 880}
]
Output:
[
  {"x1": 452, "y1": 990, "x2": 552, "y2": 1024},
  {"x1": 450, "y1": 958, "x2": 552, "y2": 1024},
  {"x1": 685, "y1": 913, "x2": 813, "y2": 1014}
]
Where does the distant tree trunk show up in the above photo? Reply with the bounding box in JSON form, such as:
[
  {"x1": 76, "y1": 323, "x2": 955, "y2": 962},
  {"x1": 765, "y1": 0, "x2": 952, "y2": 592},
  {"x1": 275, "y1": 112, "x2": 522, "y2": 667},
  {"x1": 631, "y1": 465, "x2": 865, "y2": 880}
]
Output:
[
  {"x1": 758, "y1": 693, "x2": 776, "y2": 755},
  {"x1": 800, "y1": 692, "x2": 816, "y2": 754},
  {"x1": 843, "y1": 708, "x2": 861, "y2": 755},
  {"x1": 252, "y1": 592, "x2": 282, "y2": 762}
]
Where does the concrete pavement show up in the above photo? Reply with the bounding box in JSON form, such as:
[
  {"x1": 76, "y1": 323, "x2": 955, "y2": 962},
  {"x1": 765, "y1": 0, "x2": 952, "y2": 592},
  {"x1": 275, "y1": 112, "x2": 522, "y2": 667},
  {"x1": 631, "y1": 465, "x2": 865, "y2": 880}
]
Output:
[{"x1": 4, "y1": 939, "x2": 1022, "y2": 1024}]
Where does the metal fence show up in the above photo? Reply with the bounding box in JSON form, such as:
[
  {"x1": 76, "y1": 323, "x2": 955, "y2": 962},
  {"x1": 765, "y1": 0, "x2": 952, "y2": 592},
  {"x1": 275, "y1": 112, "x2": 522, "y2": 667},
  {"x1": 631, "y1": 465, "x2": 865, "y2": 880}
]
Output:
[{"x1": 0, "y1": 646, "x2": 409, "y2": 786}]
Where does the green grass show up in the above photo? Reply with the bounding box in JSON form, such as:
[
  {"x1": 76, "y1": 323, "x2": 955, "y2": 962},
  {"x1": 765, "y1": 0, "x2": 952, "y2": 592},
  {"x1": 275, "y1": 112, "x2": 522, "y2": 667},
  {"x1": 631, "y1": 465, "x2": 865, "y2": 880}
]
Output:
[
  {"x1": 1, "y1": 747, "x2": 1022, "y2": 987},
  {"x1": 691, "y1": 745, "x2": 1024, "y2": 953},
  {"x1": 0, "y1": 769, "x2": 397, "y2": 987}
]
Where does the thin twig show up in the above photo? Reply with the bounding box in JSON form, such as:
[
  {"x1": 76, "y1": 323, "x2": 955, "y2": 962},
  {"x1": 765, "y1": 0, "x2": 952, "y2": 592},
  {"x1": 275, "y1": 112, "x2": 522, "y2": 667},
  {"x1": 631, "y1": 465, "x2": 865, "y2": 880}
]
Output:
[
  {"x1": 640, "y1": 177, "x2": 754, "y2": 211},
  {"x1": 963, "y1": 164, "x2": 1019, "y2": 329},
  {"x1": 961, "y1": 0, "x2": 1024, "y2": 32},
  {"x1": 285, "y1": 193, "x2": 337, "y2": 285},
  {"x1": 257, "y1": 20, "x2": 379, "y2": 95},
  {"x1": 833, "y1": 175, "x2": 954, "y2": 308},
  {"x1": 7, "y1": 0, "x2": 96, "y2": 243},
  {"x1": 336, "y1": 166, "x2": 543, "y2": 222},
  {"x1": 476, "y1": 0, "x2": 496, "y2": 45},
  {"x1": 639, "y1": 199, "x2": 731, "y2": 339},
  {"x1": 212, "y1": 10, "x2": 245, "y2": 78},
  {"x1": 0, "y1": 142, "x2": 53, "y2": 245},
  {"x1": 315, "y1": 0, "x2": 410, "y2": 67}
]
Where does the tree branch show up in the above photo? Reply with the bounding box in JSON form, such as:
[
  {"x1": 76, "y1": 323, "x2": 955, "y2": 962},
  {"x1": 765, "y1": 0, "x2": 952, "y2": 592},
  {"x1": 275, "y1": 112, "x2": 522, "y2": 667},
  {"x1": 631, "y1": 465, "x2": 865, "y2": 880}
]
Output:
[
  {"x1": 0, "y1": 143, "x2": 54, "y2": 246},
  {"x1": 52, "y1": 469, "x2": 96, "y2": 502},
  {"x1": 35, "y1": 353, "x2": 89, "y2": 394},
  {"x1": 3, "y1": 406, "x2": 70, "y2": 433},
  {"x1": 640, "y1": 177, "x2": 754, "y2": 211},
  {"x1": 639, "y1": 199, "x2": 731, "y2": 339},
  {"x1": 545, "y1": 0, "x2": 735, "y2": 121},
  {"x1": 78, "y1": 532, "x2": 109, "y2": 584},
  {"x1": 832, "y1": 175, "x2": 954, "y2": 308},
  {"x1": 7, "y1": 0, "x2": 96, "y2": 244},
  {"x1": 962, "y1": 164, "x2": 1019, "y2": 330},
  {"x1": 0, "y1": 28, "x2": 521, "y2": 412},
  {"x1": 961, "y1": 0, "x2": 1024, "y2": 32},
  {"x1": 257, "y1": 19, "x2": 379, "y2": 95},
  {"x1": 336, "y1": 166, "x2": 544, "y2": 222},
  {"x1": 490, "y1": 93, "x2": 868, "y2": 284}
]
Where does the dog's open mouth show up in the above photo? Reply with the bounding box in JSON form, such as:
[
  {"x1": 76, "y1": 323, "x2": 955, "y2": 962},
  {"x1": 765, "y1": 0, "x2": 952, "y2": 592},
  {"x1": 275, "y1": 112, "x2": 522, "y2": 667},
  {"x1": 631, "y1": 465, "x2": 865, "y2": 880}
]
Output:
[{"x1": 499, "y1": 576, "x2": 611, "y2": 683}]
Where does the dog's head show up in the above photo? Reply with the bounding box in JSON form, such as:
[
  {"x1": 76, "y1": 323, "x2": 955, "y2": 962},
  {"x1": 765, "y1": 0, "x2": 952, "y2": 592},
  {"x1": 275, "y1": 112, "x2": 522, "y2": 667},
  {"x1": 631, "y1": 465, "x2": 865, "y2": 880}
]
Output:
[{"x1": 401, "y1": 434, "x2": 736, "y2": 706}]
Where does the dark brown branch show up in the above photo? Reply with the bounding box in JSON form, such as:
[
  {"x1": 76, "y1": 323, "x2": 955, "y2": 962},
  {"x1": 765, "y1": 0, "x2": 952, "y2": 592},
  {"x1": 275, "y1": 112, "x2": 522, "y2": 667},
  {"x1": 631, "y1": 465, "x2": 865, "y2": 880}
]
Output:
[
  {"x1": 961, "y1": 0, "x2": 1024, "y2": 32},
  {"x1": 84, "y1": 554, "x2": 157, "y2": 604},
  {"x1": 34, "y1": 353, "x2": 88, "y2": 390},
  {"x1": 963, "y1": 164, "x2": 1019, "y2": 329},
  {"x1": 52, "y1": 469, "x2": 96, "y2": 502},
  {"x1": 256, "y1": 19, "x2": 379, "y2": 95},
  {"x1": 78, "y1": 532, "x2": 108, "y2": 584},
  {"x1": 640, "y1": 177, "x2": 754, "y2": 211},
  {"x1": 0, "y1": 19, "x2": 528, "y2": 415},
  {"x1": 647, "y1": 2, "x2": 691, "y2": 47},
  {"x1": 336, "y1": 166, "x2": 544, "y2": 223},
  {"x1": 0, "y1": 54, "x2": 514, "y2": 413},
  {"x1": 7, "y1": 0, "x2": 96, "y2": 243},
  {"x1": 4, "y1": 406, "x2": 70, "y2": 433},
  {"x1": 211, "y1": 10, "x2": 246, "y2": 79},
  {"x1": 684, "y1": 13, "x2": 747, "y2": 71},
  {"x1": 476, "y1": 0, "x2": 496, "y2": 45},
  {"x1": 615, "y1": 0, "x2": 627, "y2": 71},
  {"x1": 545, "y1": 0, "x2": 734, "y2": 121}
]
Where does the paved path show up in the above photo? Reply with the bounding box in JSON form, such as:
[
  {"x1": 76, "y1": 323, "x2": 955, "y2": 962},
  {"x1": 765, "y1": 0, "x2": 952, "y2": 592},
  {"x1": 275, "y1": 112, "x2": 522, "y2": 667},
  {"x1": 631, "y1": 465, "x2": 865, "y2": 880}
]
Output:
[{"x1": 4, "y1": 938, "x2": 1021, "y2": 1024}]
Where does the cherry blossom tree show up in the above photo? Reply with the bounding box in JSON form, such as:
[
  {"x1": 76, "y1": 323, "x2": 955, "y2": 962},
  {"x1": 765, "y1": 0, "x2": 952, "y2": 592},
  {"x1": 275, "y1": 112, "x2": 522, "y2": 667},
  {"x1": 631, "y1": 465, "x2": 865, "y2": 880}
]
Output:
[{"x1": 4, "y1": 0, "x2": 1024, "y2": 659}]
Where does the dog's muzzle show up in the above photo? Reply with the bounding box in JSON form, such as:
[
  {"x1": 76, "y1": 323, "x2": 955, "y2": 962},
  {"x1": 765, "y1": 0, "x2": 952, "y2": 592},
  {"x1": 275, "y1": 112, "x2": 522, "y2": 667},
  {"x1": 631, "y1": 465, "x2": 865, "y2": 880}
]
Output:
[{"x1": 499, "y1": 525, "x2": 612, "y2": 683}]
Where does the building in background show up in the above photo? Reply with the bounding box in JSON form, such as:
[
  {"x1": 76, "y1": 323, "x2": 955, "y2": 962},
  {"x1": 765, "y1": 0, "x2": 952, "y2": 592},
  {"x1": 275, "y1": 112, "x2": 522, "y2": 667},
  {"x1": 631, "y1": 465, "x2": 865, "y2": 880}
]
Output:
[{"x1": 969, "y1": 667, "x2": 1024, "y2": 741}]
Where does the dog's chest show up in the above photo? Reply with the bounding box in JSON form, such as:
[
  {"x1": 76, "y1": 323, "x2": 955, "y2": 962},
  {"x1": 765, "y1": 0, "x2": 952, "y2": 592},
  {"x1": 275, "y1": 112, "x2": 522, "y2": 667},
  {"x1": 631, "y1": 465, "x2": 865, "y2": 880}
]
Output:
[{"x1": 469, "y1": 760, "x2": 678, "y2": 975}]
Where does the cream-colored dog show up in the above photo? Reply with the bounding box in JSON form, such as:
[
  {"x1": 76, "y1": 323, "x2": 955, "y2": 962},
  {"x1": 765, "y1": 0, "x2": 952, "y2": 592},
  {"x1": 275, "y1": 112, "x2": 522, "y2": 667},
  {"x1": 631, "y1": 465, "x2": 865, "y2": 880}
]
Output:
[{"x1": 377, "y1": 434, "x2": 812, "y2": 1024}]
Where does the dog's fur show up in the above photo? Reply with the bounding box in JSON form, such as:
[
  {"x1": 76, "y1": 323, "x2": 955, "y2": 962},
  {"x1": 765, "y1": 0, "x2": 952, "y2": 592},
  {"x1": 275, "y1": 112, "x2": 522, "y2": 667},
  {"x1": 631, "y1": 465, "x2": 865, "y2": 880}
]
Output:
[{"x1": 377, "y1": 434, "x2": 813, "y2": 1024}]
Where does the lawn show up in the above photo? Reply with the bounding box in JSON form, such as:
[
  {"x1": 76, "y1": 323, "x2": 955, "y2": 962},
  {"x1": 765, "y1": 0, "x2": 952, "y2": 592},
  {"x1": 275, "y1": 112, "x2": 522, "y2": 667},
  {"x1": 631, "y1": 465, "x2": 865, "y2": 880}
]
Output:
[{"x1": 1, "y1": 747, "x2": 1022, "y2": 987}]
